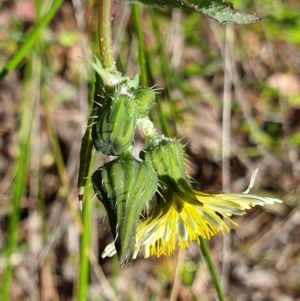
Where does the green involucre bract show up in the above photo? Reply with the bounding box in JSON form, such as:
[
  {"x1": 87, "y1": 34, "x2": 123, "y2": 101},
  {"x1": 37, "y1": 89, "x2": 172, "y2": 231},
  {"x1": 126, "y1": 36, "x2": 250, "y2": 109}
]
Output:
[
  {"x1": 140, "y1": 137, "x2": 187, "y2": 182},
  {"x1": 134, "y1": 87, "x2": 156, "y2": 118},
  {"x1": 92, "y1": 156, "x2": 158, "y2": 266},
  {"x1": 92, "y1": 91, "x2": 137, "y2": 156}
]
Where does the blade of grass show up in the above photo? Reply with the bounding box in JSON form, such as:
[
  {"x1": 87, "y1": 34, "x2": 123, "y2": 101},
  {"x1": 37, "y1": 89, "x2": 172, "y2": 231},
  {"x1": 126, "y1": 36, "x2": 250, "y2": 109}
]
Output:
[
  {"x1": 149, "y1": 7, "x2": 177, "y2": 137},
  {"x1": 0, "y1": 57, "x2": 34, "y2": 301},
  {"x1": 28, "y1": 3, "x2": 43, "y2": 299},
  {"x1": 149, "y1": 8, "x2": 175, "y2": 95},
  {"x1": 0, "y1": 0, "x2": 64, "y2": 81},
  {"x1": 221, "y1": 23, "x2": 234, "y2": 294},
  {"x1": 88, "y1": 249, "x2": 118, "y2": 300},
  {"x1": 131, "y1": 5, "x2": 173, "y2": 137},
  {"x1": 42, "y1": 95, "x2": 83, "y2": 233},
  {"x1": 28, "y1": 54, "x2": 42, "y2": 301},
  {"x1": 131, "y1": 4, "x2": 147, "y2": 86},
  {"x1": 169, "y1": 251, "x2": 185, "y2": 301}
]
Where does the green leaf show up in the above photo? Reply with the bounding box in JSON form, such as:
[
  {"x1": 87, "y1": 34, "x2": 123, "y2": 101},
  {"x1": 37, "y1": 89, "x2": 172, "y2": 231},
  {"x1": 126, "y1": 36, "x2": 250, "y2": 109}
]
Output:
[{"x1": 135, "y1": 0, "x2": 261, "y2": 24}]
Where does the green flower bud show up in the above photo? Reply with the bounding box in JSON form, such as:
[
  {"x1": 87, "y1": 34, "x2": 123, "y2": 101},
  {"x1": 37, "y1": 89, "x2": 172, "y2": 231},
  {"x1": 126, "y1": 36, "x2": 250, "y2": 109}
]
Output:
[
  {"x1": 140, "y1": 137, "x2": 194, "y2": 200},
  {"x1": 92, "y1": 91, "x2": 137, "y2": 156},
  {"x1": 134, "y1": 87, "x2": 156, "y2": 118},
  {"x1": 92, "y1": 156, "x2": 158, "y2": 266},
  {"x1": 140, "y1": 137, "x2": 186, "y2": 182}
]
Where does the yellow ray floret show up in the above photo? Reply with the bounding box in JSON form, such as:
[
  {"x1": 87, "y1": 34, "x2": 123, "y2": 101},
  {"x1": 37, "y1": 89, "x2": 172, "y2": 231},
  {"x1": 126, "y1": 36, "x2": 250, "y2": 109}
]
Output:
[{"x1": 102, "y1": 171, "x2": 281, "y2": 260}]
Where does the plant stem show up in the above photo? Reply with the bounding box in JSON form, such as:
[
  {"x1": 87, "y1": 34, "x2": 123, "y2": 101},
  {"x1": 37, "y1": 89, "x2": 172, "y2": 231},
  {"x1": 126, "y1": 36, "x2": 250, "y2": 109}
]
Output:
[
  {"x1": 77, "y1": 185, "x2": 92, "y2": 301},
  {"x1": 98, "y1": 0, "x2": 114, "y2": 69},
  {"x1": 200, "y1": 237, "x2": 226, "y2": 301},
  {"x1": 78, "y1": 0, "x2": 115, "y2": 201},
  {"x1": 77, "y1": 0, "x2": 116, "y2": 297}
]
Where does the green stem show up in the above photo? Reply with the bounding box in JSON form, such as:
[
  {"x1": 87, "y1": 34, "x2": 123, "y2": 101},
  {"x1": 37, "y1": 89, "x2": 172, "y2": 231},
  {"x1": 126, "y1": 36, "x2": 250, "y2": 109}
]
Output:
[
  {"x1": 78, "y1": 0, "x2": 116, "y2": 200},
  {"x1": 98, "y1": 0, "x2": 114, "y2": 68},
  {"x1": 77, "y1": 185, "x2": 92, "y2": 301},
  {"x1": 77, "y1": 0, "x2": 116, "y2": 298},
  {"x1": 200, "y1": 237, "x2": 226, "y2": 301}
]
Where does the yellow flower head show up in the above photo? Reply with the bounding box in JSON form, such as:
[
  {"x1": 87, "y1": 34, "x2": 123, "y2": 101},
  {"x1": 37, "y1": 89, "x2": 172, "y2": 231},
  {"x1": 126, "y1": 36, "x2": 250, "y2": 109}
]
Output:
[
  {"x1": 136, "y1": 176, "x2": 281, "y2": 258},
  {"x1": 102, "y1": 137, "x2": 282, "y2": 261}
]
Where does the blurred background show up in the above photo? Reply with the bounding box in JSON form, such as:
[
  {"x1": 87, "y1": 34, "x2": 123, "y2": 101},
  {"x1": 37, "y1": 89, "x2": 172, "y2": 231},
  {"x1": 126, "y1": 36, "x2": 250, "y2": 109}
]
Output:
[{"x1": 0, "y1": 0, "x2": 299, "y2": 300}]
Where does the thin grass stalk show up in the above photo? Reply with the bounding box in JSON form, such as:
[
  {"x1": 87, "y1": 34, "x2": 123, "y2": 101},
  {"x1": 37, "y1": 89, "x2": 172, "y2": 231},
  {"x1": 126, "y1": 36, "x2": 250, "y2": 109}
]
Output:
[
  {"x1": 42, "y1": 99, "x2": 83, "y2": 233},
  {"x1": 149, "y1": 8, "x2": 177, "y2": 137},
  {"x1": 129, "y1": 6, "x2": 172, "y2": 136},
  {"x1": 138, "y1": 48, "x2": 172, "y2": 137},
  {"x1": 28, "y1": 4, "x2": 43, "y2": 298},
  {"x1": 221, "y1": 24, "x2": 234, "y2": 293},
  {"x1": 0, "y1": 59, "x2": 34, "y2": 301},
  {"x1": 200, "y1": 237, "x2": 226, "y2": 301},
  {"x1": 169, "y1": 251, "x2": 185, "y2": 301},
  {"x1": 28, "y1": 55, "x2": 42, "y2": 301},
  {"x1": 131, "y1": 4, "x2": 147, "y2": 86},
  {"x1": 149, "y1": 8, "x2": 174, "y2": 96},
  {"x1": 0, "y1": 0, "x2": 64, "y2": 81}
]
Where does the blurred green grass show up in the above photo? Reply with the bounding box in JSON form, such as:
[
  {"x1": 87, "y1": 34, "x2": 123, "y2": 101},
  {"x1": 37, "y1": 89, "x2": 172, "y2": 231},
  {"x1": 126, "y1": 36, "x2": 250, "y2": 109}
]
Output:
[{"x1": 0, "y1": 0, "x2": 299, "y2": 300}]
